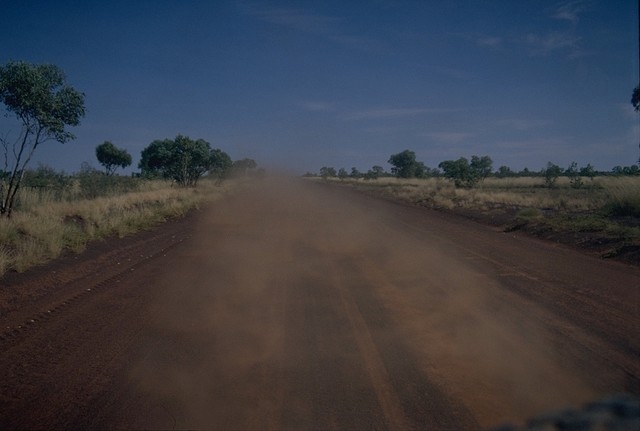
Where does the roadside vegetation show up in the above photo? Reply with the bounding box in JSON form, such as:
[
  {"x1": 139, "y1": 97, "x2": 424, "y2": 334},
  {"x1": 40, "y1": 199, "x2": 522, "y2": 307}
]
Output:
[
  {"x1": 0, "y1": 60, "x2": 262, "y2": 278},
  {"x1": 0, "y1": 167, "x2": 241, "y2": 277},
  {"x1": 309, "y1": 151, "x2": 640, "y2": 264}
]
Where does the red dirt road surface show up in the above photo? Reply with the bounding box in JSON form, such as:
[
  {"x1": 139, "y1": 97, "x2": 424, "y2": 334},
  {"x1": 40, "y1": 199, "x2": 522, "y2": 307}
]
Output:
[{"x1": 0, "y1": 178, "x2": 638, "y2": 430}]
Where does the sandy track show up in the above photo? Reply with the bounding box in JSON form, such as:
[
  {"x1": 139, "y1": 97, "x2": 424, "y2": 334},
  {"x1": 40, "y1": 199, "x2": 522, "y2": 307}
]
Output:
[{"x1": 0, "y1": 178, "x2": 638, "y2": 429}]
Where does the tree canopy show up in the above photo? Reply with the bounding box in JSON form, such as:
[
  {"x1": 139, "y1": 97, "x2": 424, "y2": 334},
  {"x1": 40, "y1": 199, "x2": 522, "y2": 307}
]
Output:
[
  {"x1": 438, "y1": 155, "x2": 493, "y2": 188},
  {"x1": 232, "y1": 158, "x2": 257, "y2": 176},
  {"x1": 543, "y1": 162, "x2": 563, "y2": 188},
  {"x1": 96, "y1": 141, "x2": 132, "y2": 175},
  {"x1": 209, "y1": 148, "x2": 233, "y2": 180},
  {"x1": 138, "y1": 135, "x2": 231, "y2": 186},
  {"x1": 319, "y1": 166, "x2": 337, "y2": 178},
  {"x1": 0, "y1": 61, "x2": 85, "y2": 216},
  {"x1": 388, "y1": 150, "x2": 423, "y2": 178}
]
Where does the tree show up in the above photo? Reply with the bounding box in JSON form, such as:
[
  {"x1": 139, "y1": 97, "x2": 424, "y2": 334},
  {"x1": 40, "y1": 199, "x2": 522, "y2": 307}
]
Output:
[
  {"x1": 232, "y1": 158, "x2": 257, "y2": 176},
  {"x1": 519, "y1": 167, "x2": 532, "y2": 177},
  {"x1": 438, "y1": 155, "x2": 492, "y2": 188},
  {"x1": 439, "y1": 158, "x2": 474, "y2": 187},
  {"x1": 388, "y1": 150, "x2": 423, "y2": 178},
  {"x1": 138, "y1": 138, "x2": 173, "y2": 179},
  {"x1": 0, "y1": 61, "x2": 85, "y2": 216},
  {"x1": 371, "y1": 165, "x2": 385, "y2": 177},
  {"x1": 544, "y1": 162, "x2": 563, "y2": 188},
  {"x1": 319, "y1": 166, "x2": 337, "y2": 179},
  {"x1": 633, "y1": 85, "x2": 640, "y2": 163},
  {"x1": 414, "y1": 161, "x2": 428, "y2": 178},
  {"x1": 613, "y1": 165, "x2": 640, "y2": 175},
  {"x1": 95, "y1": 141, "x2": 132, "y2": 175},
  {"x1": 495, "y1": 166, "x2": 515, "y2": 178},
  {"x1": 350, "y1": 167, "x2": 361, "y2": 179},
  {"x1": 22, "y1": 163, "x2": 70, "y2": 190},
  {"x1": 138, "y1": 135, "x2": 229, "y2": 186},
  {"x1": 209, "y1": 148, "x2": 233, "y2": 181},
  {"x1": 579, "y1": 163, "x2": 596, "y2": 180},
  {"x1": 566, "y1": 161, "x2": 584, "y2": 189},
  {"x1": 470, "y1": 155, "x2": 493, "y2": 182},
  {"x1": 338, "y1": 168, "x2": 349, "y2": 180},
  {"x1": 364, "y1": 165, "x2": 385, "y2": 180}
]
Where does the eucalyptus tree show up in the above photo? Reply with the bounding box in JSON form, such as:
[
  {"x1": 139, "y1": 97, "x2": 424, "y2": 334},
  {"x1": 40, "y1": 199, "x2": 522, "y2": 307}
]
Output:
[
  {"x1": 388, "y1": 150, "x2": 421, "y2": 178},
  {"x1": 139, "y1": 135, "x2": 231, "y2": 186},
  {"x1": 96, "y1": 141, "x2": 132, "y2": 175},
  {"x1": 439, "y1": 155, "x2": 493, "y2": 188},
  {"x1": 0, "y1": 61, "x2": 85, "y2": 216}
]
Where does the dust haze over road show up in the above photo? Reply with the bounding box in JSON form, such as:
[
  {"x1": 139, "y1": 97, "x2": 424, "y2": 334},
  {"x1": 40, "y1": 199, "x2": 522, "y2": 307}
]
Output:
[{"x1": 0, "y1": 177, "x2": 638, "y2": 429}]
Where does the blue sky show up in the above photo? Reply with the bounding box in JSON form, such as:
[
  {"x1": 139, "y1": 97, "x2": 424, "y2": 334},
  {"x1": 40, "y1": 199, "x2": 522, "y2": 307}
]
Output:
[{"x1": 1, "y1": 0, "x2": 638, "y2": 174}]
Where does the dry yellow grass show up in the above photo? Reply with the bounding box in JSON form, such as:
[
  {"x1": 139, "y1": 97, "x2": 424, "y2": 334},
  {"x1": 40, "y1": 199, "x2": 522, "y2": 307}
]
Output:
[
  {"x1": 320, "y1": 176, "x2": 640, "y2": 256},
  {"x1": 0, "y1": 179, "x2": 236, "y2": 277},
  {"x1": 328, "y1": 176, "x2": 640, "y2": 213}
]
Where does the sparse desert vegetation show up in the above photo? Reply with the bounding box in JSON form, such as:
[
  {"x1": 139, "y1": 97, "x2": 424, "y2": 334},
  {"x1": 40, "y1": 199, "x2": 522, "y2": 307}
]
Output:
[
  {"x1": 0, "y1": 173, "x2": 235, "y2": 277},
  {"x1": 314, "y1": 175, "x2": 640, "y2": 263},
  {"x1": 0, "y1": 61, "x2": 260, "y2": 278},
  {"x1": 309, "y1": 149, "x2": 640, "y2": 264}
]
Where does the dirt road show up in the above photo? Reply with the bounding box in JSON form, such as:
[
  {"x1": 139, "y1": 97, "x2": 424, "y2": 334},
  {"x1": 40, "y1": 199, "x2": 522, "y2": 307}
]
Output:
[{"x1": 0, "y1": 178, "x2": 638, "y2": 430}]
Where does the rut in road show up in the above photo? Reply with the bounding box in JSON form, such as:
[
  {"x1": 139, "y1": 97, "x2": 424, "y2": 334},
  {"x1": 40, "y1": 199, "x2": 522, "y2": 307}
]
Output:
[{"x1": 0, "y1": 178, "x2": 638, "y2": 430}]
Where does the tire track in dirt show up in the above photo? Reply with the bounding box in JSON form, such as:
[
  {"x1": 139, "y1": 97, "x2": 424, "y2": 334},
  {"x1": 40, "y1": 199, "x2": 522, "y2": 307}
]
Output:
[
  {"x1": 331, "y1": 260, "x2": 413, "y2": 431},
  {"x1": 0, "y1": 218, "x2": 194, "y2": 345}
]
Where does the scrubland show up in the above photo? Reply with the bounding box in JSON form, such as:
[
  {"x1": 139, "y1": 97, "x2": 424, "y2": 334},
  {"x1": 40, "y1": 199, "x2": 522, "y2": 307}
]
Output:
[
  {"x1": 0, "y1": 178, "x2": 233, "y2": 277},
  {"x1": 322, "y1": 176, "x2": 640, "y2": 263}
]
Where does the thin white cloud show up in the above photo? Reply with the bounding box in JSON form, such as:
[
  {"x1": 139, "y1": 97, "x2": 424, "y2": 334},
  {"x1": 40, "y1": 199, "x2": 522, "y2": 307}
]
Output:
[
  {"x1": 524, "y1": 32, "x2": 582, "y2": 57},
  {"x1": 297, "y1": 101, "x2": 337, "y2": 112},
  {"x1": 494, "y1": 118, "x2": 552, "y2": 131},
  {"x1": 344, "y1": 107, "x2": 457, "y2": 120},
  {"x1": 240, "y1": 3, "x2": 377, "y2": 51},
  {"x1": 476, "y1": 35, "x2": 503, "y2": 48},
  {"x1": 449, "y1": 32, "x2": 503, "y2": 50},
  {"x1": 523, "y1": 1, "x2": 592, "y2": 58},
  {"x1": 430, "y1": 66, "x2": 472, "y2": 81},
  {"x1": 552, "y1": 0, "x2": 591, "y2": 25},
  {"x1": 251, "y1": 8, "x2": 342, "y2": 34},
  {"x1": 422, "y1": 132, "x2": 474, "y2": 144}
]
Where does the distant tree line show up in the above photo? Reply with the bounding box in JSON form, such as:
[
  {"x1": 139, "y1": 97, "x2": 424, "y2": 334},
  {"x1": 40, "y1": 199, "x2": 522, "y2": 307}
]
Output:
[
  {"x1": 310, "y1": 149, "x2": 640, "y2": 189},
  {"x1": 92, "y1": 135, "x2": 262, "y2": 186},
  {"x1": 1, "y1": 147, "x2": 263, "y2": 203},
  {"x1": 0, "y1": 132, "x2": 261, "y2": 203}
]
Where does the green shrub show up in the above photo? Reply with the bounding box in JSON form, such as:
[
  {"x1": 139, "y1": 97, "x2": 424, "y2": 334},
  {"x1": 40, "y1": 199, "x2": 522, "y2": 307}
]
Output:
[{"x1": 516, "y1": 207, "x2": 543, "y2": 221}]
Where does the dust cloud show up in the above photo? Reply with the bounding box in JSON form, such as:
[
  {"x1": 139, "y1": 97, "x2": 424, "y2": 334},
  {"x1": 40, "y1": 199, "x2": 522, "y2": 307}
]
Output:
[{"x1": 125, "y1": 176, "x2": 610, "y2": 429}]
